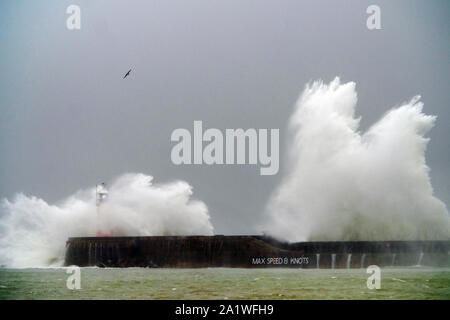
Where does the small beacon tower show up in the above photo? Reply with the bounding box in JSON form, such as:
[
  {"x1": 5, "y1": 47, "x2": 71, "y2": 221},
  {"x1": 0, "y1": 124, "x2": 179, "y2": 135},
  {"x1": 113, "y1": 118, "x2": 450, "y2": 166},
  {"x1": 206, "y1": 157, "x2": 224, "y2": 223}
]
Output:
[{"x1": 95, "y1": 183, "x2": 110, "y2": 237}]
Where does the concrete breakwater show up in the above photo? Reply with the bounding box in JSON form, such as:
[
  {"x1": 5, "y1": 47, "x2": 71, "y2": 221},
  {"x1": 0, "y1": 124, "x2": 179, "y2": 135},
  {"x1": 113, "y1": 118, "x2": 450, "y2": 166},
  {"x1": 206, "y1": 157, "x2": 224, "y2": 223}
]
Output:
[{"x1": 64, "y1": 236, "x2": 450, "y2": 268}]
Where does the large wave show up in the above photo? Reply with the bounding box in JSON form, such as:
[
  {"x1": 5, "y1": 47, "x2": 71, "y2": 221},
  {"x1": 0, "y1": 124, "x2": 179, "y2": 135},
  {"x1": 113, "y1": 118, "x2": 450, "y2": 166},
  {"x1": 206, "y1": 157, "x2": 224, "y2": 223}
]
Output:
[
  {"x1": 262, "y1": 78, "x2": 450, "y2": 241},
  {"x1": 0, "y1": 173, "x2": 213, "y2": 267}
]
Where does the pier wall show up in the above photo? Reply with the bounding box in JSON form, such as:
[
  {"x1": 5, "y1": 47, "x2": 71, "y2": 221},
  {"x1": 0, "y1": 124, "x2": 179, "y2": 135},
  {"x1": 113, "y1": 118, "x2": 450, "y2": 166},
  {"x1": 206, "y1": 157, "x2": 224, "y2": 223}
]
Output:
[{"x1": 64, "y1": 236, "x2": 450, "y2": 268}]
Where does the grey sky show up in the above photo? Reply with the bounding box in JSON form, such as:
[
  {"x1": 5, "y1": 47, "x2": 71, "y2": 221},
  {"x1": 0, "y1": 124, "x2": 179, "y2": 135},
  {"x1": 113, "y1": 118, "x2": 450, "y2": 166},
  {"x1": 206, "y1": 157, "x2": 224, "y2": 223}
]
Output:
[{"x1": 1, "y1": 0, "x2": 449, "y2": 234}]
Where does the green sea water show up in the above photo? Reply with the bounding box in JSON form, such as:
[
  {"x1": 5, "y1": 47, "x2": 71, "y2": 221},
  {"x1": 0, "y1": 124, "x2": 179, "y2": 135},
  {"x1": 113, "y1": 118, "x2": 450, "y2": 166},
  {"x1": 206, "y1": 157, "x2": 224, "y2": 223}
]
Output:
[{"x1": 0, "y1": 267, "x2": 449, "y2": 300}]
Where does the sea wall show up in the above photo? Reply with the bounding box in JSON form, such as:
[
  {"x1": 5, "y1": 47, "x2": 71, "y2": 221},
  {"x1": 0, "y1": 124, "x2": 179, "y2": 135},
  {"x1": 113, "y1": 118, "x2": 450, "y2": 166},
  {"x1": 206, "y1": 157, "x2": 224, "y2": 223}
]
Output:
[{"x1": 64, "y1": 236, "x2": 450, "y2": 268}]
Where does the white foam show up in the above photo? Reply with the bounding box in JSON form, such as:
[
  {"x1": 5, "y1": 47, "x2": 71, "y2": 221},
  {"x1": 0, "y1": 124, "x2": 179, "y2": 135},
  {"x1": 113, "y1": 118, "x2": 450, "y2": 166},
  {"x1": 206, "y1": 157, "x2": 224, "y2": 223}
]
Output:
[
  {"x1": 0, "y1": 173, "x2": 213, "y2": 267},
  {"x1": 262, "y1": 78, "x2": 450, "y2": 241}
]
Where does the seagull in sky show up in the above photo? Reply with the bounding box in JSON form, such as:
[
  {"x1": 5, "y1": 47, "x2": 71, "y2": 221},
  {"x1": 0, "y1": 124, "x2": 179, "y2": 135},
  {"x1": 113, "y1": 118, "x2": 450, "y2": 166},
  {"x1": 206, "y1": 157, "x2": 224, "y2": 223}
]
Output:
[{"x1": 123, "y1": 69, "x2": 132, "y2": 79}]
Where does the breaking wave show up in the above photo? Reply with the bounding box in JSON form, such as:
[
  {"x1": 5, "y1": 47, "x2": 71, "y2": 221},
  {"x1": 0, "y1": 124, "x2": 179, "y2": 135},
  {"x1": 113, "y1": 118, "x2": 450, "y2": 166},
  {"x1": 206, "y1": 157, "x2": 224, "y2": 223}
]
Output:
[
  {"x1": 263, "y1": 77, "x2": 450, "y2": 241},
  {"x1": 0, "y1": 173, "x2": 213, "y2": 267}
]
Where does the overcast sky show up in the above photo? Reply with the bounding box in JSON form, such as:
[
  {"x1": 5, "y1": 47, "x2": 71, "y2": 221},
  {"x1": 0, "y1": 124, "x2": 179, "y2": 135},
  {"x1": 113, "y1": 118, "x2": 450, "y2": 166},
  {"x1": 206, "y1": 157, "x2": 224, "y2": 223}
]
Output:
[{"x1": 1, "y1": 0, "x2": 449, "y2": 234}]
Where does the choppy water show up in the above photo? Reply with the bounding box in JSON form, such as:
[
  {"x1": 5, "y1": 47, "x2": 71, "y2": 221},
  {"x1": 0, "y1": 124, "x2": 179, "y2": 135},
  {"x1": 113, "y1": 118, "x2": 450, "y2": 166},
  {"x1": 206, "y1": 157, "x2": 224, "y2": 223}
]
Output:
[{"x1": 0, "y1": 267, "x2": 449, "y2": 300}]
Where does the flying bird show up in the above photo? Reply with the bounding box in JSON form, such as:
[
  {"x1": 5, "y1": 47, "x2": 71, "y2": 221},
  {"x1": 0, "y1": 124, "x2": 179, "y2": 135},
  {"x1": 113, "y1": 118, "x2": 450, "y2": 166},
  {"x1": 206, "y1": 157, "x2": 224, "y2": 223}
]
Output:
[{"x1": 123, "y1": 69, "x2": 132, "y2": 79}]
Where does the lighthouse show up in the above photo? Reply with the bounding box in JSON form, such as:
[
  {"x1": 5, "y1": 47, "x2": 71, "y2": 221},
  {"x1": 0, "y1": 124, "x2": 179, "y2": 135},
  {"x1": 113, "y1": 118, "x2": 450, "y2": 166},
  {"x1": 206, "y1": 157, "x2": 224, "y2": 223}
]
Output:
[{"x1": 96, "y1": 183, "x2": 111, "y2": 237}]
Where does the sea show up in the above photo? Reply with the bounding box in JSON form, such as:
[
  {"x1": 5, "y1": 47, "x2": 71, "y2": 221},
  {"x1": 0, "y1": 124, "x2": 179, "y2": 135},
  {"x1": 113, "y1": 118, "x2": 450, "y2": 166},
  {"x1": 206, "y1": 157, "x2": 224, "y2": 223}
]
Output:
[{"x1": 0, "y1": 267, "x2": 449, "y2": 300}]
